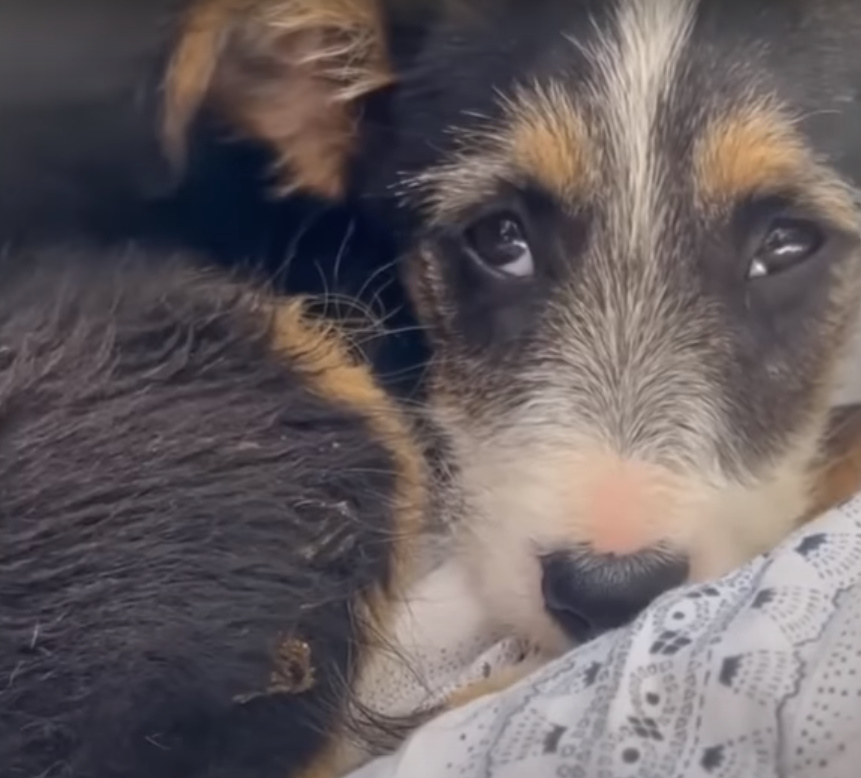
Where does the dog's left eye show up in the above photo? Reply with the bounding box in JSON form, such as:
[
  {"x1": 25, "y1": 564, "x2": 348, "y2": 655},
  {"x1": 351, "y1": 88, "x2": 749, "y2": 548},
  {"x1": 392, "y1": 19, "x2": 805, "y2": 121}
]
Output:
[
  {"x1": 747, "y1": 218, "x2": 824, "y2": 279},
  {"x1": 464, "y1": 213, "x2": 534, "y2": 278}
]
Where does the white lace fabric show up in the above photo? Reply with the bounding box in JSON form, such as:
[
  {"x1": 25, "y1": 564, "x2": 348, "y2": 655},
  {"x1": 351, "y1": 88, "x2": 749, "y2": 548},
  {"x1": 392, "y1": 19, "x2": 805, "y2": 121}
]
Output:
[{"x1": 348, "y1": 494, "x2": 861, "y2": 778}]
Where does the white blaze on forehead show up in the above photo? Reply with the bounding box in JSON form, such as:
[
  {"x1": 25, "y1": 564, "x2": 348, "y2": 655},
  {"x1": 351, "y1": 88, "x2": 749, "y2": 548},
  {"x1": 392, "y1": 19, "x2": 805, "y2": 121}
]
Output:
[
  {"x1": 534, "y1": 0, "x2": 710, "y2": 461},
  {"x1": 581, "y1": 0, "x2": 697, "y2": 256}
]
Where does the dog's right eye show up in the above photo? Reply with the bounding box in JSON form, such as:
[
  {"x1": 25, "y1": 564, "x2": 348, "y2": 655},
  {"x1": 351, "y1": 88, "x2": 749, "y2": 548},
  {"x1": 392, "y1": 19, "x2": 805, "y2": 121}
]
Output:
[
  {"x1": 747, "y1": 217, "x2": 825, "y2": 280},
  {"x1": 464, "y1": 213, "x2": 535, "y2": 278}
]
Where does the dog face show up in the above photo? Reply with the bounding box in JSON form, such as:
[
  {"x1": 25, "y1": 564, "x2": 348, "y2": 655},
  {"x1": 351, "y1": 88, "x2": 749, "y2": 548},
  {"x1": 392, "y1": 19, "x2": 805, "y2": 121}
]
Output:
[
  {"x1": 173, "y1": 0, "x2": 861, "y2": 651},
  {"x1": 368, "y1": 0, "x2": 861, "y2": 650}
]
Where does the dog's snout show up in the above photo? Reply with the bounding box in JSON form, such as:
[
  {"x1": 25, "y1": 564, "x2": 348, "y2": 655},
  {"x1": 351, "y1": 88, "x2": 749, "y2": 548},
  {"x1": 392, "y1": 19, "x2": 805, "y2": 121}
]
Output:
[{"x1": 541, "y1": 549, "x2": 689, "y2": 642}]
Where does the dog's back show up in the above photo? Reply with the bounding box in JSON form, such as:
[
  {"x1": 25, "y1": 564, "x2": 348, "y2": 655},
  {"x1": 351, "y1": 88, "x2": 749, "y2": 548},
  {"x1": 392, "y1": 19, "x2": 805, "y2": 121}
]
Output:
[{"x1": 0, "y1": 247, "x2": 424, "y2": 778}]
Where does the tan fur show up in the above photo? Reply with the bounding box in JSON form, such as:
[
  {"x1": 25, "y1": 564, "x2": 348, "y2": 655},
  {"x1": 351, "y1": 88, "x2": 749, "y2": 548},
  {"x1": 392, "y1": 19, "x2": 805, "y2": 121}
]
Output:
[
  {"x1": 271, "y1": 298, "x2": 426, "y2": 601},
  {"x1": 292, "y1": 751, "x2": 340, "y2": 778},
  {"x1": 695, "y1": 108, "x2": 810, "y2": 201},
  {"x1": 504, "y1": 82, "x2": 594, "y2": 203},
  {"x1": 695, "y1": 106, "x2": 858, "y2": 228},
  {"x1": 808, "y1": 405, "x2": 861, "y2": 518},
  {"x1": 163, "y1": 0, "x2": 393, "y2": 197},
  {"x1": 162, "y1": 0, "x2": 245, "y2": 166},
  {"x1": 399, "y1": 79, "x2": 594, "y2": 223},
  {"x1": 270, "y1": 300, "x2": 428, "y2": 776}
]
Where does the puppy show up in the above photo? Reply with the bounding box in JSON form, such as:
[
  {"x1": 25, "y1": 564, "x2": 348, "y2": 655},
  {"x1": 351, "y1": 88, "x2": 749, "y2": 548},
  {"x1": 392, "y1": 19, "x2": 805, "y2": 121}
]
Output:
[
  {"x1": 164, "y1": 0, "x2": 861, "y2": 654},
  {"x1": 0, "y1": 246, "x2": 427, "y2": 778}
]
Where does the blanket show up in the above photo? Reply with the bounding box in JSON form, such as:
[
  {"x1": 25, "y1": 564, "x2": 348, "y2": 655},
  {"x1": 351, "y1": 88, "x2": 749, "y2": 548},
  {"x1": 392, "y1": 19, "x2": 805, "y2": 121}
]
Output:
[{"x1": 348, "y1": 493, "x2": 861, "y2": 778}]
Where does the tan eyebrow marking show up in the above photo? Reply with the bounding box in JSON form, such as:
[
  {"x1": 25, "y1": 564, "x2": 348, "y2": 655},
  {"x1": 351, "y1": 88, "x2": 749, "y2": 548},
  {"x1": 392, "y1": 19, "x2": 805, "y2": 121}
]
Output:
[
  {"x1": 695, "y1": 105, "x2": 810, "y2": 202},
  {"x1": 503, "y1": 81, "x2": 595, "y2": 202},
  {"x1": 695, "y1": 103, "x2": 858, "y2": 229},
  {"x1": 398, "y1": 80, "x2": 595, "y2": 223}
]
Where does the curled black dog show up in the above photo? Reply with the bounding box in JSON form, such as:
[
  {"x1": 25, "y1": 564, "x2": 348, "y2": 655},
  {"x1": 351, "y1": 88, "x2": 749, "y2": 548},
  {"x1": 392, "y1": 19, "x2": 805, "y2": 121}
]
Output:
[{"x1": 0, "y1": 248, "x2": 428, "y2": 778}]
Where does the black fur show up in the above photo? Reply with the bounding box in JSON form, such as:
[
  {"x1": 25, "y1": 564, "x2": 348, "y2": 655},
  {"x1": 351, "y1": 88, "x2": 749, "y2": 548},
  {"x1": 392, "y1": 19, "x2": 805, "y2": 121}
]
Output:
[{"x1": 0, "y1": 247, "x2": 407, "y2": 778}]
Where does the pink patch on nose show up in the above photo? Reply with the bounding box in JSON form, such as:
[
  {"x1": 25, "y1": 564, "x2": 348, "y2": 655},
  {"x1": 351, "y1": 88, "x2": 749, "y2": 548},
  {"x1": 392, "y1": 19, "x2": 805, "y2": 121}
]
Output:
[{"x1": 582, "y1": 459, "x2": 675, "y2": 555}]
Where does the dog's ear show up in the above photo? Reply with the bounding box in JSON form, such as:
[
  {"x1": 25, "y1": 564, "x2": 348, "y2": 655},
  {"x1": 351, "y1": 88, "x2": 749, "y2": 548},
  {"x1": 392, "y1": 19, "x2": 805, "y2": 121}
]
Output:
[{"x1": 163, "y1": 0, "x2": 393, "y2": 198}]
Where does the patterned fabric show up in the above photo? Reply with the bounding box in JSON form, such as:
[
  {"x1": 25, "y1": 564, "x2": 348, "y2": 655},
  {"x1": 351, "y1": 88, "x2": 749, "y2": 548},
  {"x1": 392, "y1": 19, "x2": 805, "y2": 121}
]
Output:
[
  {"x1": 348, "y1": 493, "x2": 861, "y2": 778},
  {"x1": 351, "y1": 558, "x2": 533, "y2": 726}
]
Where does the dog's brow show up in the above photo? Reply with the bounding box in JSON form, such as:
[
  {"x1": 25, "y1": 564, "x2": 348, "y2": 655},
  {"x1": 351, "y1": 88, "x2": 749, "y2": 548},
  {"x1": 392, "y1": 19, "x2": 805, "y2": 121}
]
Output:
[
  {"x1": 695, "y1": 107, "x2": 811, "y2": 201},
  {"x1": 694, "y1": 105, "x2": 858, "y2": 227},
  {"x1": 502, "y1": 82, "x2": 594, "y2": 202},
  {"x1": 397, "y1": 81, "x2": 593, "y2": 222}
]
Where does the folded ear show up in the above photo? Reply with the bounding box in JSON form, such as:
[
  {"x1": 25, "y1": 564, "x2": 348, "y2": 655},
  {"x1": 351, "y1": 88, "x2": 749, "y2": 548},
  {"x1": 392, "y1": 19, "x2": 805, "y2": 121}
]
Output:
[{"x1": 163, "y1": 0, "x2": 393, "y2": 198}]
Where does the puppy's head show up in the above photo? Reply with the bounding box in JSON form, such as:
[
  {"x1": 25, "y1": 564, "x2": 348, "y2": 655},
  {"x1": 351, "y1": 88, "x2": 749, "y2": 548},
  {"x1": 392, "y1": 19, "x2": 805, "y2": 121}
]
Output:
[{"x1": 169, "y1": 0, "x2": 861, "y2": 651}]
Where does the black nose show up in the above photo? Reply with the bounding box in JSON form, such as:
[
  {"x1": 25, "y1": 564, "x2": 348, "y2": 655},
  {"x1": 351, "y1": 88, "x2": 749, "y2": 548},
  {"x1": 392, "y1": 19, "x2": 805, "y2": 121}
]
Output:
[{"x1": 541, "y1": 549, "x2": 689, "y2": 642}]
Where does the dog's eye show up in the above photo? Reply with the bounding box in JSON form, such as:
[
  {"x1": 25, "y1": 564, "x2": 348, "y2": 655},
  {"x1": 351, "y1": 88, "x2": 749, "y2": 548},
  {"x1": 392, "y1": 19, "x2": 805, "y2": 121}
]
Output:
[
  {"x1": 747, "y1": 218, "x2": 824, "y2": 279},
  {"x1": 464, "y1": 213, "x2": 534, "y2": 278}
]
